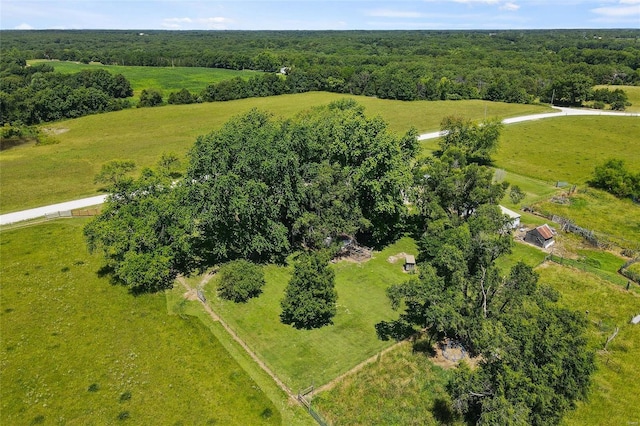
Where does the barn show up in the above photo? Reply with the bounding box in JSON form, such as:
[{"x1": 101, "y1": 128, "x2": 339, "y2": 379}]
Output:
[{"x1": 525, "y1": 224, "x2": 556, "y2": 249}]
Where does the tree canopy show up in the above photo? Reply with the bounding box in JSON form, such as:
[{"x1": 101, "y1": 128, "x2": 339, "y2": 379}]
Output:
[{"x1": 85, "y1": 99, "x2": 416, "y2": 289}]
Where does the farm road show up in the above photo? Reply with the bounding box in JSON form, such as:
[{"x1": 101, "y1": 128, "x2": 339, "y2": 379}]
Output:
[
  {"x1": 1, "y1": 106, "x2": 638, "y2": 225},
  {"x1": 417, "y1": 106, "x2": 640, "y2": 140}
]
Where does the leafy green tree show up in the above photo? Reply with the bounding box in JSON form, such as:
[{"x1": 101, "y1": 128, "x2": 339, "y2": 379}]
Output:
[
  {"x1": 94, "y1": 159, "x2": 136, "y2": 187},
  {"x1": 439, "y1": 116, "x2": 503, "y2": 165},
  {"x1": 184, "y1": 109, "x2": 297, "y2": 265},
  {"x1": 448, "y1": 283, "x2": 595, "y2": 426},
  {"x1": 509, "y1": 185, "x2": 525, "y2": 205},
  {"x1": 280, "y1": 251, "x2": 337, "y2": 329},
  {"x1": 156, "y1": 152, "x2": 181, "y2": 178},
  {"x1": 589, "y1": 158, "x2": 640, "y2": 199},
  {"x1": 217, "y1": 259, "x2": 266, "y2": 303},
  {"x1": 138, "y1": 88, "x2": 163, "y2": 107},
  {"x1": 167, "y1": 88, "x2": 195, "y2": 104},
  {"x1": 85, "y1": 169, "x2": 194, "y2": 292}
]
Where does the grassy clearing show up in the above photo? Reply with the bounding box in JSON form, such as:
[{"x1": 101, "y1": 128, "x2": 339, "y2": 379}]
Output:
[
  {"x1": 314, "y1": 341, "x2": 461, "y2": 426},
  {"x1": 495, "y1": 116, "x2": 640, "y2": 184},
  {"x1": 534, "y1": 188, "x2": 640, "y2": 249},
  {"x1": 0, "y1": 93, "x2": 549, "y2": 213},
  {"x1": 29, "y1": 60, "x2": 259, "y2": 96},
  {"x1": 0, "y1": 219, "x2": 285, "y2": 425},
  {"x1": 537, "y1": 263, "x2": 640, "y2": 426},
  {"x1": 201, "y1": 237, "x2": 417, "y2": 392}
]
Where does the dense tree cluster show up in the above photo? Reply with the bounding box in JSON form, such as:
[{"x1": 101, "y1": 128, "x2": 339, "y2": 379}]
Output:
[
  {"x1": 376, "y1": 117, "x2": 595, "y2": 424},
  {"x1": 1, "y1": 29, "x2": 637, "y2": 110},
  {"x1": 589, "y1": 159, "x2": 640, "y2": 199},
  {"x1": 0, "y1": 52, "x2": 132, "y2": 125},
  {"x1": 85, "y1": 99, "x2": 415, "y2": 291}
]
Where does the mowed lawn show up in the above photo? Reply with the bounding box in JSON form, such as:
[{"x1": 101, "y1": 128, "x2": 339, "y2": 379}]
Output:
[
  {"x1": 0, "y1": 220, "x2": 284, "y2": 425},
  {"x1": 202, "y1": 237, "x2": 418, "y2": 392},
  {"x1": 0, "y1": 94, "x2": 549, "y2": 213},
  {"x1": 29, "y1": 60, "x2": 260, "y2": 96}
]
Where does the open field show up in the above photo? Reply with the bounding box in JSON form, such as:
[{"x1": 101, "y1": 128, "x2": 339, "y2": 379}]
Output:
[
  {"x1": 0, "y1": 220, "x2": 293, "y2": 425},
  {"x1": 202, "y1": 237, "x2": 418, "y2": 392},
  {"x1": 29, "y1": 60, "x2": 259, "y2": 96},
  {"x1": 0, "y1": 94, "x2": 549, "y2": 213},
  {"x1": 495, "y1": 116, "x2": 640, "y2": 184}
]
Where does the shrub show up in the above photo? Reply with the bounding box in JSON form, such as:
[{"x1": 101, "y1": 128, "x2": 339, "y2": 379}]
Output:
[{"x1": 217, "y1": 260, "x2": 265, "y2": 303}]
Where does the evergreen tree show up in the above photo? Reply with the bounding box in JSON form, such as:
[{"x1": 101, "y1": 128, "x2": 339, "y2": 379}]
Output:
[{"x1": 280, "y1": 252, "x2": 337, "y2": 329}]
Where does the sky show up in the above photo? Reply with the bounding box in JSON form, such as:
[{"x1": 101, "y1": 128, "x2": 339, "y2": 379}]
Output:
[{"x1": 1, "y1": 0, "x2": 639, "y2": 31}]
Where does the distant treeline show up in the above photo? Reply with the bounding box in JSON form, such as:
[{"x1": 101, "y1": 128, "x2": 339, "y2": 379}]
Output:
[{"x1": 1, "y1": 29, "x2": 638, "y2": 124}]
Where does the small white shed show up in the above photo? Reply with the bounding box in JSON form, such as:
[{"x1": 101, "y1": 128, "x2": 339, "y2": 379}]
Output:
[{"x1": 500, "y1": 205, "x2": 521, "y2": 229}]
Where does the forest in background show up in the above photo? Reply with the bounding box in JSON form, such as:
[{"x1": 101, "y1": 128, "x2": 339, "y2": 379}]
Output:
[{"x1": 1, "y1": 29, "x2": 638, "y2": 113}]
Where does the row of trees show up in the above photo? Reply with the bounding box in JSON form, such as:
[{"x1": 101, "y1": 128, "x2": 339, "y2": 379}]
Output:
[
  {"x1": 158, "y1": 67, "x2": 627, "y2": 109},
  {"x1": 0, "y1": 55, "x2": 133, "y2": 125}
]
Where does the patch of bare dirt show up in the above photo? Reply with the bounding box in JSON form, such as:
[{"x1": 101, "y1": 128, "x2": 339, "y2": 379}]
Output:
[
  {"x1": 42, "y1": 127, "x2": 69, "y2": 135},
  {"x1": 387, "y1": 252, "x2": 409, "y2": 263},
  {"x1": 430, "y1": 343, "x2": 481, "y2": 370}
]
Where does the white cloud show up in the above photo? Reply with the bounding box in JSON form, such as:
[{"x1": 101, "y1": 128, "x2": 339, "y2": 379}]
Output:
[
  {"x1": 14, "y1": 23, "x2": 34, "y2": 30},
  {"x1": 161, "y1": 16, "x2": 233, "y2": 30},
  {"x1": 500, "y1": 2, "x2": 520, "y2": 11},
  {"x1": 591, "y1": 2, "x2": 640, "y2": 18},
  {"x1": 367, "y1": 9, "x2": 423, "y2": 18}
]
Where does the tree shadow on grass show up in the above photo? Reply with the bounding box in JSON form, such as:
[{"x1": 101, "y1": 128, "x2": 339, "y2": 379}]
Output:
[{"x1": 432, "y1": 398, "x2": 457, "y2": 425}]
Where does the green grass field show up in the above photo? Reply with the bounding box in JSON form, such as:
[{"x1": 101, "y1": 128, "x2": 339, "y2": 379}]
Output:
[
  {"x1": 0, "y1": 220, "x2": 302, "y2": 425},
  {"x1": 537, "y1": 263, "x2": 640, "y2": 426},
  {"x1": 534, "y1": 188, "x2": 640, "y2": 249},
  {"x1": 29, "y1": 60, "x2": 259, "y2": 96},
  {"x1": 201, "y1": 237, "x2": 418, "y2": 392},
  {"x1": 495, "y1": 116, "x2": 640, "y2": 185},
  {"x1": 0, "y1": 94, "x2": 549, "y2": 213},
  {"x1": 314, "y1": 340, "x2": 461, "y2": 425}
]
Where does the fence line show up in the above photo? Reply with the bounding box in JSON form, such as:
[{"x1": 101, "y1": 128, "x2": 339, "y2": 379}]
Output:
[
  {"x1": 545, "y1": 253, "x2": 630, "y2": 288},
  {"x1": 297, "y1": 385, "x2": 328, "y2": 426}
]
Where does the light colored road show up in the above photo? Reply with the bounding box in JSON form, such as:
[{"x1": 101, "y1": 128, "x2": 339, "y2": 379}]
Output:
[
  {"x1": 1, "y1": 106, "x2": 638, "y2": 226},
  {"x1": 0, "y1": 195, "x2": 107, "y2": 225},
  {"x1": 417, "y1": 106, "x2": 640, "y2": 140}
]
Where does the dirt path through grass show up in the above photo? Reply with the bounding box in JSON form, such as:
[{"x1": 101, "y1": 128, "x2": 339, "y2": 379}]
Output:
[{"x1": 176, "y1": 274, "x2": 298, "y2": 403}]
